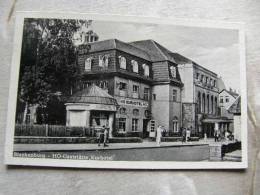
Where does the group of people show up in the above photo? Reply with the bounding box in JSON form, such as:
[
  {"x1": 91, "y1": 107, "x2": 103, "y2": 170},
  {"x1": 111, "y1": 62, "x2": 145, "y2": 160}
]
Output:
[{"x1": 214, "y1": 130, "x2": 234, "y2": 142}]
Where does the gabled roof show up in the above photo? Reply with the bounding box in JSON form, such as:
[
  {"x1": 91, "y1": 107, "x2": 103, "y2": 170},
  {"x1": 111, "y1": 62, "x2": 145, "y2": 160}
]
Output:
[
  {"x1": 129, "y1": 40, "x2": 177, "y2": 63},
  {"x1": 228, "y1": 96, "x2": 241, "y2": 114},
  {"x1": 84, "y1": 39, "x2": 151, "y2": 61},
  {"x1": 219, "y1": 89, "x2": 239, "y2": 98},
  {"x1": 67, "y1": 84, "x2": 118, "y2": 105}
]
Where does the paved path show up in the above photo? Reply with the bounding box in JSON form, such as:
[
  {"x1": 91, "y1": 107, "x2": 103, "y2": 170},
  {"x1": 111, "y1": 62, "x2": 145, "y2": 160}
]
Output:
[{"x1": 13, "y1": 139, "x2": 230, "y2": 152}]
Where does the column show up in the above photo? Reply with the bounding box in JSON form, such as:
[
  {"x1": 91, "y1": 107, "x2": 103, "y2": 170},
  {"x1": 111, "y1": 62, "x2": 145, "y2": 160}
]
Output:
[
  {"x1": 85, "y1": 110, "x2": 90, "y2": 127},
  {"x1": 108, "y1": 113, "x2": 114, "y2": 138},
  {"x1": 66, "y1": 110, "x2": 70, "y2": 126}
]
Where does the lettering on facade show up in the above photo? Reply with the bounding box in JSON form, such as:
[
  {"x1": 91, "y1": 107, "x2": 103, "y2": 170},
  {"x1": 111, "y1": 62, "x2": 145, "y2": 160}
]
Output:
[{"x1": 119, "y1": 99, "x2": 149, "y2": 107}]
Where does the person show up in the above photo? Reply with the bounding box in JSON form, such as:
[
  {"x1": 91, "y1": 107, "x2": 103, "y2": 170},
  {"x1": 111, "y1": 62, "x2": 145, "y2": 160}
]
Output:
[
  {"x1": 182, "y1": 128, "x2": 186, "y2": 143},
  {"x1": 97, "y1": 127, "x2": 104, "y2": 147},
  {"x1": 156, "y1": 125, "x2": 162, "y2": 146},
  {"x1": 186, "y1": 128, "x2": 191, "y2": 142},
  {"x1": 214, "y1": 130, "x2": 218, "y2": 142},
  {"x1": 103, "y1": 126, "x2": 109, "y2": 147}
]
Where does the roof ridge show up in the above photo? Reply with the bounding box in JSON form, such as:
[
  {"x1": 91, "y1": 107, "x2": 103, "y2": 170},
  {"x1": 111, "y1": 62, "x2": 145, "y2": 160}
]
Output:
[{"x1": 150, "y1": 40, "x2": 169, "y2": 61}]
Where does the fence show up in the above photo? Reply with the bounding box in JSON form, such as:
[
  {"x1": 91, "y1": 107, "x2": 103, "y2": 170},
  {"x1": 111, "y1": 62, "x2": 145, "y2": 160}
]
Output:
[{"x1": 15, "y1": 124, "x2": 96, "y2": 137}]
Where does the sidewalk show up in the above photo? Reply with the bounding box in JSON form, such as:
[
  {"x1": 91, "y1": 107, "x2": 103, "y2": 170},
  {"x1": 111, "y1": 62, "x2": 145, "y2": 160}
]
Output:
[{"x1": 14, "y1": 140, "x2": 213, "y2": 152}]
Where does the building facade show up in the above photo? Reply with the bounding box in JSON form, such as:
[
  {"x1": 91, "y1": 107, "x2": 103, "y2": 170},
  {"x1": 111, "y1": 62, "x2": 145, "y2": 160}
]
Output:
[{"x1": 65, "y1": 35, "x2": 235, "y2": 138}]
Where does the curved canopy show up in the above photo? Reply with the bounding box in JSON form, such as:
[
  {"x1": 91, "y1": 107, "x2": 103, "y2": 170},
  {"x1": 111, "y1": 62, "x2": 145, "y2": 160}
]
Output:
[{"x1": 67, "y1": 84, "x2": 118, "y2": 106}]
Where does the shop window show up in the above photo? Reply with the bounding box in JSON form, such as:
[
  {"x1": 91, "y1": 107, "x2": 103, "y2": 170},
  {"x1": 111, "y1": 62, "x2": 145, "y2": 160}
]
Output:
[
  {"x1": 170, "y1": 66, "x2": 176, "y2": 78},
  {"x1": 119, "y1": 118, "x2": 126, "y2": 132},
  {"x1": 172, "y1": 89, "x2": 177, "y2": 102},
  {"x1": 132, "y1": 119, "x2": 138, "y2": 131},
  {"x1": 131, "y1": 60, "x2": 139, "y2": 73},
  {"x1": 133, "y1": 109, "x2": 139, "y2": 116},
  {"x1": 119, "y1": 107, "x2": 126, "y2": 114},
  {"x1": 118, "y1": 56, "x2": 126, "y2": 69},
  {"x1": 143, "y1": 64, "x2": 150, "y2": 77},
  {"x1": 84, "y1": 57, "x2": 92, "y2": 71},
  {"x1": 133, "y1": 85, "x2": 139, "y2": 98},
  {"x1": 144, "y1": 88, "x2": 149, "y2": 101},
  {"x1": 98, "y1": 55, "x2": 109, "y2": 68}
]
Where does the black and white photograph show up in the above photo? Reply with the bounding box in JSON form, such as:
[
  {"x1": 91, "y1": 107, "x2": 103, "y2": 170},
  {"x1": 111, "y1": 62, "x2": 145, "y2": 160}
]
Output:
[{"x1": 4, "y1": 12, "x2": 247, "y2": 169}]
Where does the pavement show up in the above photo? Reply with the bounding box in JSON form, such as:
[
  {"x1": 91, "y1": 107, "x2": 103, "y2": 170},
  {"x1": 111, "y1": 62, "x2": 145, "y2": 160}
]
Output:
[{"x1": 13, "y1": 139, "x2": 230, "y2": 152}]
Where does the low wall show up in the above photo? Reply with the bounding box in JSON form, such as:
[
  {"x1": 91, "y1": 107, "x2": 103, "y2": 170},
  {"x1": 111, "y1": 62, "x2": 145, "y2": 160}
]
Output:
[{"x1": 14, "y1": 136, "x2": 143, "y2": 144}]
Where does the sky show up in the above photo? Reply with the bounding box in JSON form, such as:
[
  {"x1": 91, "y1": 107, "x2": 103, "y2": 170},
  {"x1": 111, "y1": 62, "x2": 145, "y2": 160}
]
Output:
[{"x1": 87, "y1": 20, "x2": 241, "y2": 92}]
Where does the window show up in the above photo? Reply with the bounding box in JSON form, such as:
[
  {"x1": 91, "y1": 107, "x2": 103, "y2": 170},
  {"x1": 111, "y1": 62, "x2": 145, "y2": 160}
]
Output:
[
  {"x1": 143, "y1": 64, "x2": 150, "y2": 77},
  {"x1": 133, "y1": 85, "x2": 139, "y2": 98},
  {"x1": 206, "y1": 77, "x2": 208, "y2": 84},
  {"x1": 144, "y1": 88, "x2": 149, "y2": 100},
  {"x1": 119, "y1": 118, "x2": 126, "y2": 132},
  {"x1": 133, "y1": 109, "x2": 139, "y2": 116},
  {"x1": 214, "y1": 80, "x2": 216, "y2": 87},
  {"x1": 145, "y1": 110, "x2": 150, "y2": 118},
  {"x1": 210, "y1": 78, "x2": 213, "y2": 86},
  {"x1": 200, "y1": 75, "x2": 204, "y2": 82},
  {"x1": 119, "y1": 82, "x2": 127, "y2": 90},
  {"x1": 173, "y1": 117, "x2": 178, "y2": 133},
  {"x1": 98, "y1": 81, "x2": 108, "y2": 90},
  {"x1": 132, "y1": 119, "x2": 138, "y2": 131},
  {"x1": 119, "y1": 107, "x2": 126, "y2": 114},
  {"x1": 172, "y1": 89, "x2": 177, "y2": 102},
  {"x1": 220, "y1": 96, "x2": 223, "y2": 103},
  {"x1": 131, "y1": 60, "x2": 139, "y2": 73},
  {"x1": 98, "y1": 55, "x2": 109, "y2": 67},
  {"x1": 170, "y1": 66, "x2": 176, "y2": 78},
  {"x1": 196, "y1": 73, "x2": 200, "y2": 80},
  {"x1": 225, "y1": 96, "x2": 229, "y2": 103},
  {"x1": 153, "y1": 94, "x2": 156, "y2": 100},
  {"x1": 84, "y1": 58, "x2": 92, "y2": 71},
  {"x1": 118, "y1": 56, "x2": 126, "y2": 69},
  {"x1": 150, "y1": 120, "x2": 155, "y2": 132}
]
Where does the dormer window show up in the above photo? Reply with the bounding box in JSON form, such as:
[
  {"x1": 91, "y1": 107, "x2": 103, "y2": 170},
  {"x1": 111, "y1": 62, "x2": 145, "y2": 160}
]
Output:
[
  {"x1": 84, "y1": 57, "x2": 92, "y2": 71},
  {"x1": 143, "y1": 64, "x2": 149, "y2": 77},
  {"x1": 119, "y1": 56, "x2": 126, "y2": 69},
  {"x1": 131, "y1": 60, "x2": 139, "y2": 73},
  {"x1": 170, "y1": 66, "x2": 176, "y2": 78},
  {"x1": 99, "y1": 55, "x2": 109, "y2": 68}
]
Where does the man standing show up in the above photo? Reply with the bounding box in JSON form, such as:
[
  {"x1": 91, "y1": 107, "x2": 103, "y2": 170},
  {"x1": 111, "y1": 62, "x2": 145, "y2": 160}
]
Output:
[
  {"x1": 103, "y1": 126, "x2": 109, "y2": 147},
  {"x1": 156, "y1": 125, "x2": 162, "y2": 146},
  {"x1": 182, "y1": 128, "x2": 186, "y2": 143}
]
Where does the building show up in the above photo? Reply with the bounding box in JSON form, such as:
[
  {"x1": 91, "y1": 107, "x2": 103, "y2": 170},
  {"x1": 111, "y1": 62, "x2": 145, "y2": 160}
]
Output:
[
  {"x1": 219, "y1": 88, "x2": 239, "y2": 110},
  {"x1": 65, "y1": 33, "x2": 235, "y2": 138},
  {"x1": 228, "y1": 96, "x2": 241, "y2": 141}
]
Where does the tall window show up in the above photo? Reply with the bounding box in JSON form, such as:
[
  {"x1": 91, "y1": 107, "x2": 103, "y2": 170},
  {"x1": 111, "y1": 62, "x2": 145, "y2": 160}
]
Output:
[
  {"x1": 170, "y1": 66, "x2": 176, "y2": 78},
  {"x1": 144, "y1": 88, "x2": 149, "y2": 100},
  {"x1": 84, "y1": 58, "x2": 92, "y2": 71},
  {"x1": 196, "y1": 73, "x2": 200, "y2": 80},
  {"x1": 172, "y1": 89, "x2": 177, "y2": 102},
  {"x1": 220, "y1": 96, "x2": 223, "y2": 103},
  {"x1": 131, "y1": 60, "x2": 139, "y2": 73},
  {"x1": 197, "y1": 92, "x2": 201, "y2": 113},
  {"x1": 132, "y1": 119, "x2": 138, "y2": 131},
  {"x1": 200, "y1": 75, "x2": 204, "y2": 82},
  {"x1": 173, "y1": 117, "x2": 179, "y2": 132},
  {"x1": 99, "y1": 55, "x2": 109, "y2": 68},
  {"x1": 132, "y1": 85, "x2": 139, "y2": 98},
  {"x1": 144, "y1": 64, "x2": 150, "y2": 77},
  {"x1": 119, "y1": 82, "x2": 127, "y2": 90},
  {"x1": 153, "y1": 94, "x2": 156, "y2": 100},
  {"x1": 119, "y1": 107, "x2": 126, "y2": 114},
  {"x1": 119, "y1": 56, "x2": 126, "y2": 69},
  {"x1": 225, "y1": 96, "x2": 229, "y2": 103},
  {"x1": 119, "y1": 118, "x2": 126, "y2": 132}
]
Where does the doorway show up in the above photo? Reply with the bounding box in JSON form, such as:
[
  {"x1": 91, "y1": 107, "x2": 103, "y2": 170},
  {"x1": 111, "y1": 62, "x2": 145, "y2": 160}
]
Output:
[{"x1": 143, "y1": 119, "x2": 149, "y2": 138}]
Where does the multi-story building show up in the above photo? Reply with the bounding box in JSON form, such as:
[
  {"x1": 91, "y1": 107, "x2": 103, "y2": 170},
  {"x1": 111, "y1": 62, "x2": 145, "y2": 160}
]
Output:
[{"x1": 65, "y1": 33, "x2": 234, "y2": 138}]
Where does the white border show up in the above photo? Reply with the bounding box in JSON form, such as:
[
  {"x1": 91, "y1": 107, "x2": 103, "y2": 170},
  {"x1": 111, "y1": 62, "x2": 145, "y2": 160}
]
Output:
[{"x1": 4, "y1": 12, "x2": 248, "y2": 169}]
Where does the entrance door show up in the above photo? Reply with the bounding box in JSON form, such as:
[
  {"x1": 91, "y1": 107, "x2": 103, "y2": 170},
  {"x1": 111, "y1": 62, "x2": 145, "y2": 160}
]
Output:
[{"x1": 143, "y1": 119, "x2": 149, "y2": 138}]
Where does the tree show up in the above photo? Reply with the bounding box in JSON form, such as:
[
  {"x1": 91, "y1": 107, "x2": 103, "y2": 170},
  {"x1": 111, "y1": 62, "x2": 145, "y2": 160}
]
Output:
[{"x1": 18, "y1": 18, "x2": 92, "y2": 124}]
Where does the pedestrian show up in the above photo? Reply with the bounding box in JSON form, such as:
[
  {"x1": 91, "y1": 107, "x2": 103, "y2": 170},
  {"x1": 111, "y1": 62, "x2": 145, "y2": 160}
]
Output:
[
  {"x1": 186, "y1": 128, "x2": 191, "y2": 142},
  {"x1": 97, "y1": 127, "x2": 104, "y2": 147},
  {"x1": 103, "y1": 126, "x2": 109, "y2": 147},
  {"x1": 182, "y1": 128, "x2": 186, "y2": 143},
  {"x1": 156, "y1": 125, "x2": 162, "y2": 146}
]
